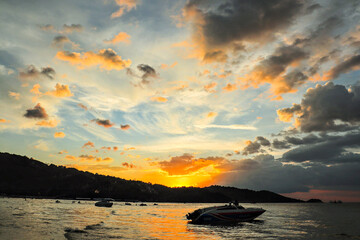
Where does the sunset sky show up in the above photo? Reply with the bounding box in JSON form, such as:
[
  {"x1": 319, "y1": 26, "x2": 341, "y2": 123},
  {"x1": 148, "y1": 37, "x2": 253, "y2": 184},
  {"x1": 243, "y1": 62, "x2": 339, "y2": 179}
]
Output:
[{"x1": 1, "y1": 0, "x2": 360, "y2": 202}]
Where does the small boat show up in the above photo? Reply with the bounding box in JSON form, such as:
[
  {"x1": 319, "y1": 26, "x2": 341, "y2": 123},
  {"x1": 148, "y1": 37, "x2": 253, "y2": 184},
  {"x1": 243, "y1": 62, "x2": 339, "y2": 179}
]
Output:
[
  {"x1": 125, "y1": 202, "x2": 132, "y2": 205},
  {"x1": 95, "y1": 198, "x2": 114, "y2": 207},
  {"x1": 186, "y1": 202, "x2": 265, "y2": 224},
  {"x1": 139, "y1": 203, "x2": 147, "y2": 206}
]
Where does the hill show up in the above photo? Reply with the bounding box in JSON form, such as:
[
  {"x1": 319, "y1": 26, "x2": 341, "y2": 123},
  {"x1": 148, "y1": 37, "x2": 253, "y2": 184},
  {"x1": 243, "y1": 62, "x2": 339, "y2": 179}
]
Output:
[{"x1": 0, "y1": 152, "x2": 302, "y2": 203}]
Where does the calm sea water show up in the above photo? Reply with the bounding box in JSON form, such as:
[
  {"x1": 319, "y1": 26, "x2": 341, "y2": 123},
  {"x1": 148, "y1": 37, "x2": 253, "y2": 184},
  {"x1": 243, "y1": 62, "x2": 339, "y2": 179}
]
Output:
[{"x1": 0, "y1": 198, "x2": 359, "y2": 240}]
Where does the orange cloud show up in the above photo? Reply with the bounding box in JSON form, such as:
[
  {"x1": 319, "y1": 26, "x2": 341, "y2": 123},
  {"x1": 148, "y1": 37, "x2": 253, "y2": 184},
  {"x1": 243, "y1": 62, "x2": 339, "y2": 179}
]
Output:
[
  {"x1": 204, "y1": 82, "x2": 217, "y2": 92},
  {"x1": 54, "y1": 131, "x2": 65, "y2": 138},
  {"x1": 223, "y1": 83, "x2": 237, "y2": 92},
  {"x1": 124, "y1": 146, "x2": 135, "y2": 151},
  {"x1": 111, "y1": 0, "x2": 138, "y2": 18},
  {"x1": 0, "y1": 118, "x2": 9, "y2": 123},
  {"x1": 82, "y1": 141, "x2": 95, "y2": 148},
  {"x1": 158, "y1": 154, "x2": 226, "y2": 176},
  {"x1": 160, "y1": 62, "x2": 178, "y2": 69},
  {"x1": 30, "y1": 84, "x2": 42, "y2": 95},
  {"x1": 113, "y1": 146, "x2": 118, "y2": 151},
  {"x1": 151, "y1": 96, "x2": 168, "y2": 102},
  {"x1": 8, "y1": 91, "x2": 20, "y2": 100},
  {"x1": 46, "y1": 83, "x2": 73, "y2": 97},
  {"x1": 207, "y1": 112, "x2": 217, "y2": 118},
  {"x1": 120, "y1": 124, "x2": 131, "y2": 130},
  {"x1": 79, "y1": 154, "x2": 113, "y2": 162},
  {"x1": 65, "y1": 155, "x2": 77, "y2": 161},
  {"x1": 36, "y1": 119, "x2": 59, "y2": 128},
  {"x1": 56, "y1": 49, "x2": 131, "y2": 70},
  {"x1": 104, "y1": 32, "x2": 131, "y2": 44},
  {"x1": 277, "y1": 104, "x2": 302, "y2": 122}
]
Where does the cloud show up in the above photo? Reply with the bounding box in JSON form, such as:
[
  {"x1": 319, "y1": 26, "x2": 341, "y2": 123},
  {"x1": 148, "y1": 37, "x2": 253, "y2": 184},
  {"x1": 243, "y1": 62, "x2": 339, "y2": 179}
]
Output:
[
  {"x1": 56, "y1": 49, "x2": 131, "y2": 70},
  {"x1": 241, "y1": 45, "x2": 308, "y2": 96},
  {"x1": 182, "y1": 0, "x2": 304, "y2": 62},
  {"x1": 277, "y1": 104, "x2": 301, "y2": 122},
  {"x1": 78, "y1": 154, "x2": 113, "y2": 162},
  {"x1": 204, "y1": 82, "x2": 217, "y2": 92},
  {"x1": 8, "y1": 91, "x2": 20, "y2": 100},
  {"x1": 158, "y1": 153, "x2": 226, "y2": 176},
  {"x1": 104, "y1": 32, "x2": 131, "y2": 44},
  {"x1": 272, "y1": 139, "x2": 291, "y2": 149},
  {"x1": 39, "y1": 24, "x2": 54, "y2": 31},
  {"x1": 282, "y1": 131, "x2": 360, "y2": 164},
  {"x1": 277, "y1": 82, "x2": 360, "y2": 132},
  {"x1": 325, "y1": 54, "x2": 360, "y2": 80},
  {"x1": 40, "y1": 24, "x2": 83, "y2": 33},
  {"x1": 36, "y1": 119, "x2": 59, "y2": 128},
  {"x1": 24, "y1": 103, "x2": 48, "y2": 119},
  {"x1": 242, "y1": 136, "x2": 270, "y2": 155},
  {"x1": 120, "y1": 124, "x2": 131, "y2": 130},
  {"x1": 65, "y1": 155, "x2": 77, "y2": 161},
  {"x1": 122, "y1": 162, "x2": 135, "y2": 168},
  {"x1": 78, "y1": 103, "x2": 88, "y2": 110},
  {"x1": 196, "y1": 124, "x2": 256, "y2": 130},
  {"x1": 151, "y1": 96, "x2": 168, "y2": 103},
  {"x1": 54, "y1": 132, "x2": 65, "y2": 138},
  {"x1": 160, "y1": 62, "x2": 177, "y2": 69},
  {"x1": 45, "y1": 83, "x2": 73, "y2": 97},
  {"x1": 82, "y1": 141, "x2": 95, "y2": 148},
  {"x1": 52, "y1": 35, "x2": 70, "y2": 47},
  {"x1": 19, "y1": 65, "x2": 55, "y2": 80},
  {"x1": 92, "y1": 119, "x2": 115, "y2": 128},
  {"x1": 52, "y1": 35, "x2": 79, "y2": 49},
  {"x1": 207, "y1": 112, "x2": 217, "y2": 118},
  {"x1": 111, "y1": 0, "x2": 138, "y2": 18},
  {"x1": 223, "y1": 83, "x2": 237, "y2": 92},
  {"x1": 58, "y1": 150, "x2": 68, "y2": 154},
  {"x1": 137, "y1": 64, "x2": 158, "y2": 85},
  {"x1": 62, "y1": 24, "x2": 83, "y2": 33}
]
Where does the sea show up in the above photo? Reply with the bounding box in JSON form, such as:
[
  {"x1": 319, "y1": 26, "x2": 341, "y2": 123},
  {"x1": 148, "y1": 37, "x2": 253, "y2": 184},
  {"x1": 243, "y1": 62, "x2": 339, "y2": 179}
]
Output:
[{"x1": 0, "y1": 197, "x2": 359, "y2": 240}]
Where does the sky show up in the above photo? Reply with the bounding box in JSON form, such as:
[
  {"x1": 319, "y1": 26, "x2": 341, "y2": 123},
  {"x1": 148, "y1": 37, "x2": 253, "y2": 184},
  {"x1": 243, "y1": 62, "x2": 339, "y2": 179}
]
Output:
[{"x1": 1, "y1": 0, "x2": 360, "y2": 202}]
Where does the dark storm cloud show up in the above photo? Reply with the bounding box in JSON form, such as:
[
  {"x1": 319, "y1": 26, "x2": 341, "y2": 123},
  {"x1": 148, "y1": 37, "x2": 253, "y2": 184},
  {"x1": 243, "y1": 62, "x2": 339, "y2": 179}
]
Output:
[
  {"x1": 19, "y1": 65, "x2": 55, "y2": 80},
  {"x1": 282, "y1": 131, "x2": 360, "y2": 164},
  {"x1": 278, "y1": 82, "x2": 360, "y2": 132},
  {"x1": 326, "y1": 54, "x2": 360, "y2": 80},
  {"x1": 272, "y1": 139, "x2": 291, "y2": 149},
  {"x1": 24, "y1": 103, "x2": 48, "y2": 119},
  {"x1": 214, "y1": 153, "x2": 360, "y2": 193},
  {"x1": 185, "y1": 0, "x2": 304, "y2": 49},
  {"x1": 137, "y1": 64, "x2": 158, "y2": 85},
  {"x1": 242, "y1": 136, "x2": 270, "y2": 155},
  {"x1": 285, "y1": 134, "x2": 321, "y2": 145}
]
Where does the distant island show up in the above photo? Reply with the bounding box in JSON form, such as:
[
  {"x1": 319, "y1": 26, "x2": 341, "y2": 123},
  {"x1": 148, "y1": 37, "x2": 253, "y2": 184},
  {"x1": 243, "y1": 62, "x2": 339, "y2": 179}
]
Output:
[{"x1": 0, "y1": 152, "x2": 303, "y2": 203}]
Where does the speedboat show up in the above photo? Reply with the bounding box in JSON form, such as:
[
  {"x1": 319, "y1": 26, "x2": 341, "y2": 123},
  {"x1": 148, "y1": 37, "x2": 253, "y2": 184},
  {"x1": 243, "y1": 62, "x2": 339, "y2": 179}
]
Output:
[
  {"x1": 95, "y1": 198, "x2": 114, "y2": 207},
  {"x1": 186, "y1": 202, "x2": 265, "y2": 224}
]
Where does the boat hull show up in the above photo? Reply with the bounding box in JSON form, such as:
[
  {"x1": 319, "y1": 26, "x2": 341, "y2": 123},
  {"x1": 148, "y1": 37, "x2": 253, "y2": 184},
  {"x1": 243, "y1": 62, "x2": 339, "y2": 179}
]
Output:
[
  {"x1": 191, "y1": 209, "x2": 265, "y2": 224},
  {"x1": 95, "y1": 201, "x2": 113, "y2": 207}
]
